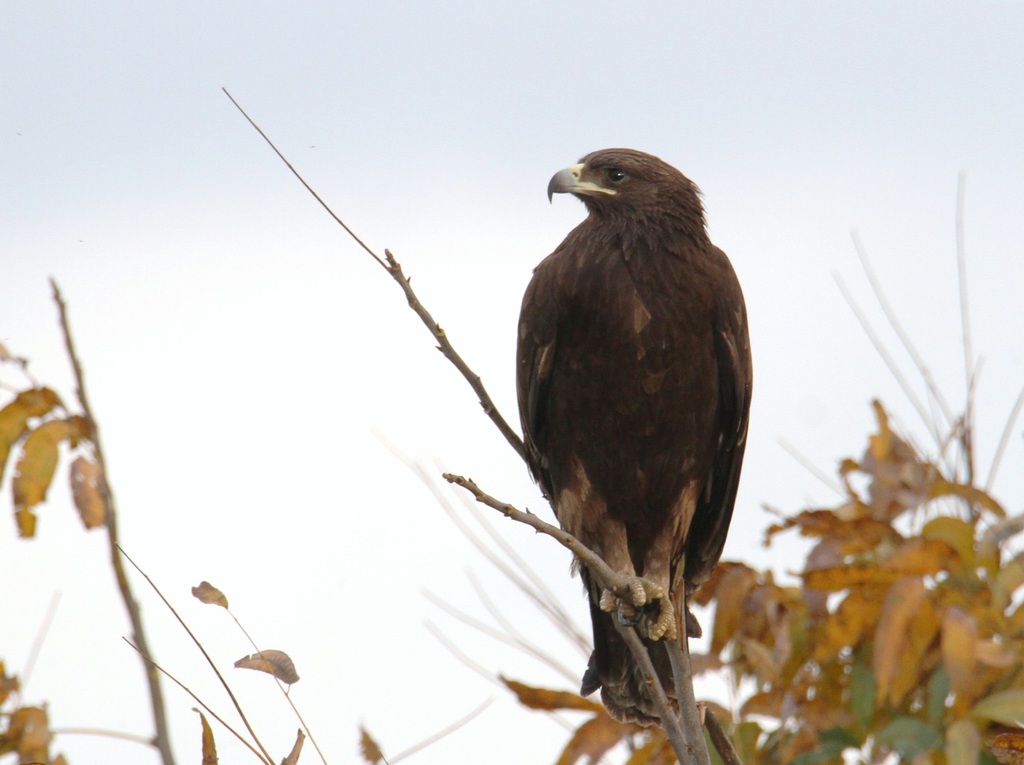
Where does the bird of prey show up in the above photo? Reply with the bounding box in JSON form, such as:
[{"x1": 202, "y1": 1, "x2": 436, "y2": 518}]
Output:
[{"x1": 516, "y1": 148, "x2": 752, "y2": 724}]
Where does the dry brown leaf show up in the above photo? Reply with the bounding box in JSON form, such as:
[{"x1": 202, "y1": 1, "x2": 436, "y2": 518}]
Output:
[
  {"x1": 803, "y1": 565, "x2": 901, "y2": 592},
  {"x1": 992, "y1": 731, "x2": 1024, "y2": 765},
  {"x1": 739, "y1": 689, "x2": 783, "y2": 718},
  {"x1": 69, "y1": 455, "x2": 105, "y2": 529},
  {"x1": 930, "y1": 479, "x2": 1006, "y2": 519},
  {"x1": 0, "y1": 387, "x2": 61, "y2": 486},
  {"x1": 5, "y1": 706, "x2": 51, "y2": 763},
  {"x1": 502, "y1": 677, "x2": 604, "y2": 713},
  {"x1": 282, "y1": 728, "x2": 305, "y2": 765},
  {"x1": 195, "y1": 709, "x2": 217, "y2": 765},
  {"x1": 192, "y1": 581, "x2": 229, "y2": 609},
  {"x1": 555, "y1": 713, "x2": 630, "y2": 765},
  {"x1": 359, "y1": 725, "x2": 384, "y2": 764},
  {"x1": 234, "y1": 650, "x2": 299, "y2": 684},
  {"x1": 942, "y1": 607, "x2": 979, "y2": 708},
  {"x1": 882, "y1": 537, "x2": 952, "y2": 576},
  {"x1": 12, "y1": 416, "x2": 90, "y2": 537},
  {"x1": 739, "y1": 637, "x2": 779, "y2": 684},
  {"x1": 888, "y1": 591, "x2": 940, "y2": 704},
  {"x1": 711, "y1": 564, "x2": 759, "y2": 653},
  {"x1": 873, "y1": 577, "x2": 926, "y2": 705}
]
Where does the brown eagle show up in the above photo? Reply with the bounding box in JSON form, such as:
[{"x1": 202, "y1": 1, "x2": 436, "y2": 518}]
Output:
[{"x1": 516, "y1": 148, "x2": 752, "y2": 724}]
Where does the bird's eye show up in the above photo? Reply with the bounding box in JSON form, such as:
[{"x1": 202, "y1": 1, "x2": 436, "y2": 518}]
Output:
[{"x1": 607, "y1": 168, "x2": 628, "y2": 184}]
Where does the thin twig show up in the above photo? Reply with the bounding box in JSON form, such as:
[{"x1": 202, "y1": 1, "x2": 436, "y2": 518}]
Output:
[
  {"x1": 21, "y1": 591, "x2": 61, "y2": 691},
  {"x1": 851, "y1": 232, "x2": 956, "y2": 434},
  {"x1": 424, "y1": 620, "x2": 502, "y2": 685},
  {"x1": 227, "y1": 611, "x2": 328, "y2": 765},
  {"x1": 50, "y1": 279, "x2": 176, "y2": 765},
  {"x1": 986, "y1": 385, "x2": 1024, "y2": 492},
  {"x1": 391, "y1": 698, "x2": 494, "y2": 763},
  {"x1": 51, "y1": 727, "x2": 155, "y2": 746},
  {"x1": 123, "y1": 638, "x2": 271, "y2": 764},
  {"x1": 777, "y1": 439, "x2": 843, "y2": 496},
  {"x1": 119, "y1": 547, "x2": 275, "y2": 765},
  {"x1": 834, "y1": 274, "x2": 941, "y2": 452},
  {"x1": 704, "y1": 709, "x2": 743, "y2": 765},
  {"x1": 445, "y1": 472, "x2": 704, "y2": 765},
  {"x1": 223, "y1": 89, "x2": 526, "y2": 462},
  {"x1": 956, "y1": 172, "x2": 975, "y2": 484}
]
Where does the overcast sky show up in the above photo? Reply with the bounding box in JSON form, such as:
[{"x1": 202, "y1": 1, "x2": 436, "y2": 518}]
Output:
[{"x1": 3, "y1": 3, "x2": 1024, "y2": 764}]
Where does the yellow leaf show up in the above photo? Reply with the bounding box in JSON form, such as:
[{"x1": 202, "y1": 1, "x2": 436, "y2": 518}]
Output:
[
  {"x1": 930, "y1": 479, "x2": 1006, "y2": 519},
  {"x1": 882, "y1": 537, "x2": 951, "y2": 576},
  {"x1": 942, "y1": 608, "x2": 978, "y2": 709},
  {"x1": 555, "y1": 713, "x2": 630, "y2": 765},
  {"x1": 194, "y1": 709, "x2": 217, "y2": 765},
  {"x1": 710, "y1": 565, "x2": 759, "y2": 652},
  {"x1": 971, "y1": 689, "x2": 1024, "y2": 726},
  {"x1": 975, "y1": 639, "x2": 1017, "y2": 668},
  {"x1": 6, "y1": 706, "x2": 51, "y2": 763},
  {"x1": 922, "y1": 516, "x2": 977, "y2": 568},
  {"x1": 359, "y1": 725, "x2": 384, "y2": 764},
  {"x1": 0, "y1": 387, "x2": 61, "y2": 486},
  {"x1": 993, "y1": 554, "x2": 1024, "y2": 613},
  {"x1": 12, "y1": 417, "x2": 90, "y2": 537},
  {"x1": 739, "y1": 637, "x2": 778, "y2": 684},
  {"x1": 69, "y1": 455, "x2": 106, "y2": 529},
  {"x1": 502, "y1": 677, "x2": 604, "y2": 713},
  {"x1": 234, "y1": 650, "x2": 299, "y2": 684},
  {"x1": 946, "y1": 718, "x2": 980, "y2": 765},
  {"x1": 192, "y1": 581, "x2": 229, "y2": 609},
  {"x1": 873, "y1": 577, "x2": 926, "y2": 705},
  {"x1": 813, "y1": 585, "x2": 886, "y2": 662},
  {"x1": 804, "y1": 565, "x2": 901, "y2": 592}
]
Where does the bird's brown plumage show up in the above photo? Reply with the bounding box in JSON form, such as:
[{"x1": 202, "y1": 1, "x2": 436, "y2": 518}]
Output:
[{"x1": 516, "y1": 149, "x2": 752, "y2": 724}]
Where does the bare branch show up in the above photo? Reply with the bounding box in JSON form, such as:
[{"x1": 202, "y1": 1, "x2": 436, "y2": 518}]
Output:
[
  {"x1": 850, "y1": 233, "x2": 956, "y2": 433},
  {"x1": 50, "y1": 279, "x2": 176, "y2": 765},
  {"x1": 704, "y1": 708, "x2": 744, "y2": 765},
  {"x1": 119, "y1": 547, "x2": 275, "y2": 765},
  {"x1": 445, "y1": 472, "x2": 709, "y2": 765},
  {"x1": 667, "y1": 638, "x2": 711, "y2": 765},
  {"x1": 223, "y1": 89, "x2": 526, "y2": 462},
  {"x1": 956, "y1": 172, "x2": 975, "y2": 484},
  {"x1": 123, "y1": 638, "x2": 272, "y2": 765},
  {"x1": 391, "y1": 699, "x2": 494, "y2": 764},
  {"x1": 987, "y1": 384, "x2": 1024, "y2": 492}
]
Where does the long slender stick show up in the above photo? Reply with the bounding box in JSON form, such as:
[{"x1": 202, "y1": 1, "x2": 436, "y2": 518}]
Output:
[
  {"x1": 222, "y1": 89, "x2": 526, "y2": 463},
  {"x1": 50, "y1": 279, "x2": 176, "y2": 765},
  {"x1": 955, "y1": 172, "x2": 975, "y2": 485},
  {"x1": 444, "y1": 472, "x2": 702, "y2": 765}
]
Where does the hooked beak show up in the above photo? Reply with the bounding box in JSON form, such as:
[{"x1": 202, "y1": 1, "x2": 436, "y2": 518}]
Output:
[{"x1": 547, "y1": 163, "x2": 618, "y2": 202}]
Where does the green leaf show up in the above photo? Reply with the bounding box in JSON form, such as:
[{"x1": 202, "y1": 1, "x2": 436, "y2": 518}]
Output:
[
  {"x1": 876, "y1": 717, "x2": 943, "y2": 760},
  {"x1": 850, "y1": 661, "x2": 875, "y2": 729},
  {"x1": 970, "y1": 688, "x2": 1024, "y2": 726},
  {"x1": 927, "y1": 667, "x2": 950, "y2": 727},
  {"x1": 790, "y1": 727, "x2": 860, "y2": 765}
]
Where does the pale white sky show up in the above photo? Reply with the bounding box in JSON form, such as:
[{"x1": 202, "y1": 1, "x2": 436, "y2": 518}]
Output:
[{"x1": 3, "y1": 3, "x2": 1024, "y2": 764}]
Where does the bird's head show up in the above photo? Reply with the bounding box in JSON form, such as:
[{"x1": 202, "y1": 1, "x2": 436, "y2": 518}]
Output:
[{"x1": 547, "y1": 148, "x2": 706, "y2": 235}]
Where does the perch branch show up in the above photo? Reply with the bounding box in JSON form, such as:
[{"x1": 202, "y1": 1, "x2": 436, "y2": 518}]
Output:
[
  {"x1": 667, "y1": 637, "x2": 711, "y2": 765},
  {"x1": 223, "y1": 88, "x2": 526, "y2": 462},
  {"x1": 50, "y1": 279, "x2": 176, "y2": 765},
  {"x1": 444, "y1": 473, "x2": 712, "y2": 765},
  {"x1": 704, "y1": 708, "x2": 743, "y2": 765}
]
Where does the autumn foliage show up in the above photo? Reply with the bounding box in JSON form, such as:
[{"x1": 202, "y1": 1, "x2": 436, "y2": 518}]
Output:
[{"x1": 507, "y1": 401, "x2": 1023, "y2": 765}]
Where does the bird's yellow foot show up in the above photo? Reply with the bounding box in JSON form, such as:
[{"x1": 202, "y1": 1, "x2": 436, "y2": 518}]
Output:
[{"x1": 599, "y1": 576, "x2": 677, "y2": 641}]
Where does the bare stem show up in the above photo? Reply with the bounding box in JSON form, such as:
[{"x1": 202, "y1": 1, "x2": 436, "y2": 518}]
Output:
[
  {"x1": 444, "y1": 472, "x2": 710, "y2": 765},
  {"x1": 705, "y1": 708, "x2": 744, "y2": 765},
  {"x1": 50, "y1": 279, "x2": 176, "y2": 765},
  {"x1": 119, "y1": 548, "x2": 275, "y2": 765},
  {"x1": 222, "y1": 88, "x2": 526, "y2": 463}
]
